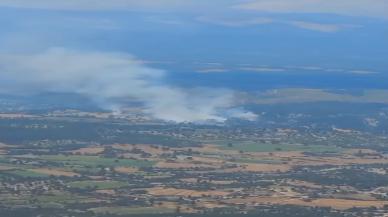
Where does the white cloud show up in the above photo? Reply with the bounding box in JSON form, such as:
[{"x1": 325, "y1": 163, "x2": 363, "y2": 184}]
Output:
[
  {"x1": 237, "y1": 0, "x2": 388, "y2": 19},
  {"x1": 286, "y1": 21, "x2": 342, "y2": 32},
  {"x1": 286, "y1": 21, "x2": 361, "y2": 32},
  {"x1": 196, "y1": 68, "x2": 229, "y2": 73},
  {"x1": 347, "y1": 70, "x2": 380, "y2": 75},
  {"x1": 290, "y1": 66, "x2": 381, "y2": 75},
  {"x1": 287, "y1": 66, "x2": 325, "y2": 71},
  {"x1": 197, "y1": 16, "x2": 273, "y2": 27},
  {"x1": 197, "y1": 15, "x2": 355, "y2": 33},
  {"x1": 0, "y1": 48, "x2": 254, "y2": 123},
  {"x1": 239, "y1": 67, "x2": 286, "y2": 72}
]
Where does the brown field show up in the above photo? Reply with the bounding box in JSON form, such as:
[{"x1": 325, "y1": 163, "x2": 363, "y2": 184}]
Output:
[
  {"x1": 95, "y1": 189, "x2": 116, "y2": 195},
  {"x1": 144, "y1": 175, "x2": 172, "y2": 180},
  {"x1": 114, "y1": 166, "x2": 139, "y2": 174},
  {"x1": 226, "y1": 196, "x2": 388, "y2": 210},
  {"x1": 0, "y1": 165, "x2": 14, "y2": 171},
  {"x1": 250, "y1": 151, "x2": 305, "y2": 158},
  {"x1": 178, "y1": 144, "x2": 234, "y2": 155},
  {"x1": 119, "y1": 153, "x2": 144, "y2": 159},
  {"x1": 191, "y1": 156, "x2": 224, "y2": 164},
  {"x1": 242, "y1": 163, "x2": 291, "y2": 172},
  {"x1": 195, "y1": 201, "x2": 227, "y2": 209},
  {"x1": 300, "y1": 198, "x2": 388, "y2": 210},
  {"x1": 29, "y1": 168, "x2": 79, "y2": 177},
  {"x1": 112, "y1": 144, "x2": 134, "y2": 151},
  {"x1": 180, "y1": 178, "x2": 198, "y2": 183},
  {"x1": 201, "y1": 144, "x2": 388, "y2": 170},
  {"x1": 71, "y1": 147, "x2": 105, "y2": 155},
  {"x1": 331, "y1": 193, "x2": 376, "y2": 201},
  {"x1": 156, "y1": 161, "x2": 219, "y2": 169},
  {"x1": 148, "y1": 143, "x2": 388, "y2": 175},
  {"x1": 290, "y1": 156, "x2": 388, "y2": 167},
  {"x1": 211, "y1": 180, "x2": 235, "y2": 185},
  {"x1": 148, "y1": 187, "x2": 230, "y2": 197},
  {"x1": 180, "y1": 178, "x2": 234, "y2": 185},
  {"x1": 344, "y1": 149, "x2": 379, "y2": 155},
  {"x1": 153, "y1": 201, "x2": 196, "y2": 213},
  {"x1": 286, "y1": 180, "x2": 323, "y2": 189},
  {"x1": 245, "y1": 151, "x2": 388, "y2": 168},
  {"x1": 88, "y1": 176, "x2": 105, "y2": 180},
  {"x1": 222, "y1": 163, "x2": 291, "y2": 173},
  {"x1": 134, "y1": 145, "x2": 170, "y2": 155},
  {"x1": 113, "y1": 144, "x2": 170, "y2": 155}
]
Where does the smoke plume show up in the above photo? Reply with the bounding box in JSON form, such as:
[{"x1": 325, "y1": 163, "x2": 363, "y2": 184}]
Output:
[{"x1": 0, "y1": 48, "x2": 256, "y2": 122}]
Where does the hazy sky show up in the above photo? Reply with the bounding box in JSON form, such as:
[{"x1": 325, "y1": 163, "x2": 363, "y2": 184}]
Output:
[
  {"x1": 0, "y1": 1, "x2": 387, "y2": 121},
  {"x1": 1, "y1": 0, "x2": 387, "y2": 69}
]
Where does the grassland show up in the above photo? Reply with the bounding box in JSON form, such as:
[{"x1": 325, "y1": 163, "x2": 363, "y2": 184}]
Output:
[
  {"x1": 90, "y1": 206, "x2": 176, "y2": 215},
  {"x1": 0, "y1": 154, "x2": 154, "y2": 178},
  {"x1": 68, "y1": 180, "x2": 128, "y2": 190},
  {"x1": 38, "y1": 155, "x2": 155, "y2": 168},
  {"x1": 1, "y1": 192, "x2": 98, "y2": 207},
  {"x1": 218, "y1": 141, "x2": 342, "y2": 153},
  {"x1": 4, "y1": 169, "x2": 50, "y2": 178}
]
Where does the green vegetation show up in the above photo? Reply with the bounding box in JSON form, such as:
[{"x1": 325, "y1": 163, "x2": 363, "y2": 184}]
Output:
[
  {"x1": 4, "y1": 169, "x2": 49, "y2": 178},
  {"x1": 38, "y1": 155, "x2": 154, "y2": 168},
  {"x1": 233, "y1": 158, "x2": 284, "y2": 164},
  {"x1": 2, "y1": 193, "x2": 94, "y2": 207},
  {"x1": 68, "y1": 180, "x2": 128, "y2": 190},
  {"x1": 0, "y1": 155, "x2": 9, "y2": 163},
  {"x1": 33, "y1": 193, "x2": 90, "y2": 204},
  {"x1": 1, "y1": 110, "x2": 387, "y2": 217},
  {"x1": 90, "y1": 206, "x2": 176, "y2": 215},
  {"x1": 219, "y1": 141, "x2": 342, "y2": 153}
]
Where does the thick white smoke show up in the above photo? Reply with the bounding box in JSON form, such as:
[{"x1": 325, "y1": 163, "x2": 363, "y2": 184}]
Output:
[{"x1": 0, "y1": 48, "x2": 256, "y2": 122}]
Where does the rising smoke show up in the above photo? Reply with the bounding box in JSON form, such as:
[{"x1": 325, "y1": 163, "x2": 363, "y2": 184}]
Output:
[{"x1": 0, "y1": 48, "x2": 257, "y2": 122}]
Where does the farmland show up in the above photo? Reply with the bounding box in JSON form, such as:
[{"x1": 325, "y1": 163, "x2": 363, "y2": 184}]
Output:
[{"x1": 0, "y1": 110, "x2": 387, "y2": 217}]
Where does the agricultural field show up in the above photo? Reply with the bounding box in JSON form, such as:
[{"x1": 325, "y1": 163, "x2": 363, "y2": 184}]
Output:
[
  {"x1": 218, "y1": 141, "x2": 343, "y2": 153},
  {"x1": 0, "y1": 113, "x2": 387, "y2": 217},
  {"x1": 90, "y1": 207, "x2": 176, "y2": 215}
]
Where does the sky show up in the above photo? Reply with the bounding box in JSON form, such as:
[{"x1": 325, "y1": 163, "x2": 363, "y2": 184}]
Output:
[{"x1": 0, "y1": 0, "x2": 387, "y2": 121}]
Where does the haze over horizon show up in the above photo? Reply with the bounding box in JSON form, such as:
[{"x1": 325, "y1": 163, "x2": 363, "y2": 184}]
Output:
[{"x1": 0, "y1": 0, "x2": 387, "y2": 122}]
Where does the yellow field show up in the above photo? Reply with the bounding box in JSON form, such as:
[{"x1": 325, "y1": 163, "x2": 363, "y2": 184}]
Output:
[
  {"x1": 29, "y1": 168, "x2": 79, "y2": 177},
  {"x1": 148, "y1": 187, "x2": 230, "y2": 197},
  {"x1": 72, "y1": 147, "x2": 105, "y2": 155},
  {"x1": 226, "y1": 196, "x2": 388, "y2": 210},
  {"x1": 114, "y1": 166, "x2": 139, "y2": 174}
]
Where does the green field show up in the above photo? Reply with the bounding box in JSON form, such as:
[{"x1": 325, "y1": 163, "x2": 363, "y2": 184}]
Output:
[
  {"x1": 0, "y1": 155, "x2": 9, "y2": 163},
  {"x1": 68, "y1": 180, "x2": 128, "y2": 190},
  {"x1": 3, "y1": 169, "x2": 49, "y2": 178},
  {"x1": 90, "y1": 206, "x2": 176, "y2": 215},
  {"x1": 38, "y1": 155, "x2": 155, "y2": 168},
  {"x1": 233, "y1": 158, "x2": 284, "y2": 164},
  {"x1": 33, "y1": 193, "x2": 90, "y2": 204},
  {"x1": 219, "y1": 141, "x2": 342, "y2": 153},
  {"x1": 1, "y1": 192, "x2": 96, "y2": 207}
]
